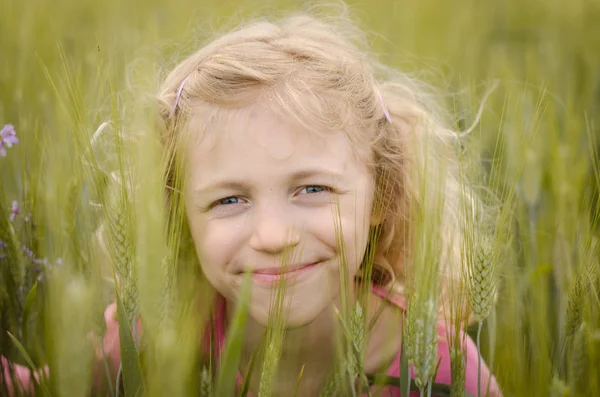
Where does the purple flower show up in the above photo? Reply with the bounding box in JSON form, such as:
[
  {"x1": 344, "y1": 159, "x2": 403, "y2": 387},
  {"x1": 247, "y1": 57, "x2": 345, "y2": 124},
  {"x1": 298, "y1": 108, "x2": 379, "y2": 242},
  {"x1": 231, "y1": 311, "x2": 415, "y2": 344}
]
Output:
[
  {"x1": 10, "y1": 200, "x2": 20, "y2": 221},
  {"x1": 0, "y1": 124, "x2": 18, "y2": 157},
  {"x1": 1, "y1": 124, "x2": 18, "y2": 147},
  {"x1": 22, "y1": 244, "x2": 34, "y2": 259}
]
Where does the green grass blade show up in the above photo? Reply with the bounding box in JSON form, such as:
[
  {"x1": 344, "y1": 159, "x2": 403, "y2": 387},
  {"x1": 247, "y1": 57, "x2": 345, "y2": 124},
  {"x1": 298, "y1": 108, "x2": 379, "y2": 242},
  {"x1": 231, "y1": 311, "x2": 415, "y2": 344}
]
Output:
[
  {"x1": 116, "y1": 293, "x2": 145, "y2": 397},
  {"x1": 7, "y1": 331, "x2": 37, "y2": 377},
  {"x1": 7, "y1": 331, "x2": 52, "y2": 396},
  {"x1": 215, "y1": 273, "x2": 252, "y2": 397},
  {"x1": 21, "y1": 282, "x2": 38, "y2": 339},
  {"x1": 239, "y1": 342, "x2": 262, "y2": 397},
  {"x1": 400, "y1": 341, "x2": 410, "y2": 397},
  {"x1": 292, "y1": 364, "x2": 305, "y2": 397}
]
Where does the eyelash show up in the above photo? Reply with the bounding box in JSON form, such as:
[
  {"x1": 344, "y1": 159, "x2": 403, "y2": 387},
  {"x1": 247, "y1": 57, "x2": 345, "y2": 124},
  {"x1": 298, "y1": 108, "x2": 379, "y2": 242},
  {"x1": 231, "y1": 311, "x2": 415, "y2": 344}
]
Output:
[{"x1": 210, "y1": 185, "x2": 334, "y2": 209}]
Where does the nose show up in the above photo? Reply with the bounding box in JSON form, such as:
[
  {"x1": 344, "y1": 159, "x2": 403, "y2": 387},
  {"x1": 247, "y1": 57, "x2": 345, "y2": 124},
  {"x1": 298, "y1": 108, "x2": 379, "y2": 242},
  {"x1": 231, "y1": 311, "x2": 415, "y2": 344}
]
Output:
[{"x1": 248, "y1": 203, "x2": 300, "y2": 255}]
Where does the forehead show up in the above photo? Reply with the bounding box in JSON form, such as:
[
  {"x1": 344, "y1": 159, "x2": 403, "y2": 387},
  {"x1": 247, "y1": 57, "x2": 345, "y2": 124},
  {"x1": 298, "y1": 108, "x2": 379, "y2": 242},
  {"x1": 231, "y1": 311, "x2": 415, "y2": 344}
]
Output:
[{"x1": 185, "y1": 105, "x2": 372, "y2": 181}]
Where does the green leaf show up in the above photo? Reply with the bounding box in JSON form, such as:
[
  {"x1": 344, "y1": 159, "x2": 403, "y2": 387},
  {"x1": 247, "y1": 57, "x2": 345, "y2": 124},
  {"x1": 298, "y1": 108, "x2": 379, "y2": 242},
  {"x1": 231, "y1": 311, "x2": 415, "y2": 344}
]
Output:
[
  {"x1": 7, "y1": 331, "x2": 52, "y2": 397},
  {"x1": 215, "y1": 273, "x2": 252, "y2": 397},
  {"x1": 22, "y1": 281, "x2": 38, "y2": 337},
  {"x1": 116, "y1": 293, "x2": 145, "y2": 397},
  {"x1": 293, "y1": 364, "x2": 305, "y2": 397},
  {"x1": 333, "y1": 308, "x2": 362, "y2": 362},
  {"x1": 399, "y1": 341, "x2": 410, "y2": 397},
  {"x1": 7, "y1": 331, "x2": 37, "y2": 377},
  {"x1": 239, "y1": 341, "x2": 262, "y2": 397},
  {"x1": 431, "y1": 356, "x2": 443, "y2": 386}
]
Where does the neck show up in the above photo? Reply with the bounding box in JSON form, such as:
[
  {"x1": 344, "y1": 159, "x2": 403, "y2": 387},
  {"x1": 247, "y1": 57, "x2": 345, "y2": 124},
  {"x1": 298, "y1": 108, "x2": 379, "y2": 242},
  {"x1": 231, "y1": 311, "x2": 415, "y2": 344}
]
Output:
[
  {"x1": 224, "y1": 285, "x2": 402, "y2": 397},
  {"x1": 228, "y1": 295, "x2": 339, "y2": 396}
]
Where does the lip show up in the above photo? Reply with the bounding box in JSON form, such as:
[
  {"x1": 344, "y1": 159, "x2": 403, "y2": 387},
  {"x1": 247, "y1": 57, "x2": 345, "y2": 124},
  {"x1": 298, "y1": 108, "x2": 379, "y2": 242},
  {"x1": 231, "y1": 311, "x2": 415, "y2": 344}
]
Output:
[{"x1": 250, "y1": 262, "x2": 320, "y2": 285}]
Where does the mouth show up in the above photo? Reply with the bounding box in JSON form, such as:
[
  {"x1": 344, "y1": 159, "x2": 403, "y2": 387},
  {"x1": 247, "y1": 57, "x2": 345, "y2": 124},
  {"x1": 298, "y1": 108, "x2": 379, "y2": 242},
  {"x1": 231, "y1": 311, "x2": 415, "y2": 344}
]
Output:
[{"x1": 250, "y1": 262, "x2": 321, "y2": 285}]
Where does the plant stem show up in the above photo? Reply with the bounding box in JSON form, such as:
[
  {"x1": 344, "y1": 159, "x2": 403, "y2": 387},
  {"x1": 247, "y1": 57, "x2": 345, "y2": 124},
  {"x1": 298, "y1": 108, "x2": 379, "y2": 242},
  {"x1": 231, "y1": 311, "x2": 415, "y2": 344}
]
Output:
[
  {"x1": 132, "y1": 318, "x2": 138, "y2": 349},
  {"x1": 407, "y1": 365, "x2": 411, "y2": 397},
  {"x1": 101, "y1": 338, "x2": 116, "y2": 397},
  {"x1": 477, "y1": 321, "x2": 483, "y2": 397},
  {"x1": 350, "y1": 371, "x2": 357, "y2": 397},
  {"x1": 115, "y1": 364, "x2": 122, "y2": 397}
]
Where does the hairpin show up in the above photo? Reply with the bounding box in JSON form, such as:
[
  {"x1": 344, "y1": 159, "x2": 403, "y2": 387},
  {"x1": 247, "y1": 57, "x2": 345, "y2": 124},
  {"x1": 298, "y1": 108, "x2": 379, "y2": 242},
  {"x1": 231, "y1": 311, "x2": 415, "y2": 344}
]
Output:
[
  {"x1": 375, "y1": 87, "x2": 392, "y2": 124},
  {"x1": 169, "y1": 73, "x2": 192, "y2": 119}
]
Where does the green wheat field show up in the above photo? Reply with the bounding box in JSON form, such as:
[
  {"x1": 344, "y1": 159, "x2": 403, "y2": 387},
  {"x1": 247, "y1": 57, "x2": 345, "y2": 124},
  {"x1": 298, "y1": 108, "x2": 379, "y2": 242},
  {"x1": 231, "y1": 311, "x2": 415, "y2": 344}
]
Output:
[{"x1": 1, "y1": 0, "x2": 599, "y2": 396}]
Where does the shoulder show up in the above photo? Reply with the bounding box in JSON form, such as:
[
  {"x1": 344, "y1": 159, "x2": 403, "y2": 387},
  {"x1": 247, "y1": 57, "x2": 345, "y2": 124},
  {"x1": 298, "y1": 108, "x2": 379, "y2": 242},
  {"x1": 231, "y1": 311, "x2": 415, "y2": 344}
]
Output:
[{"x1": 371, "y1": 285, "x2": 502, "y2": 397}]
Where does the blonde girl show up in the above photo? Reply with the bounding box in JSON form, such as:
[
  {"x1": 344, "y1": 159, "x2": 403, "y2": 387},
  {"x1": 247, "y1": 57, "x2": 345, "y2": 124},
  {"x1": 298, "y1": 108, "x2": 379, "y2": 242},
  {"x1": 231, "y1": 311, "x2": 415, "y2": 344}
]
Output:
[{"x1": 4, "y1": 7, "x2": 501, "y2": 397}]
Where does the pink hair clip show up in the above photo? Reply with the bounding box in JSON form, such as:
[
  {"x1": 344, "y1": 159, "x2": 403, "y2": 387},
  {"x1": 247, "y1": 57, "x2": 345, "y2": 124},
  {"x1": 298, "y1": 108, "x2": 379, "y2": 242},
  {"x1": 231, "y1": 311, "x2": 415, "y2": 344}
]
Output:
[
  {"x1": 375, "y1": 87, "x2": 392, "y2": 124},
  {"x1": 168, "y1": 73, "x2": 192, "y2": 119}
]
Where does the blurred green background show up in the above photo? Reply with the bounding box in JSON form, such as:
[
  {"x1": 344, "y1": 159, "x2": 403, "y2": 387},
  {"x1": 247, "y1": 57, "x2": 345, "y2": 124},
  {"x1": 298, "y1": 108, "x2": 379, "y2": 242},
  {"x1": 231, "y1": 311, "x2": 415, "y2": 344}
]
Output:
[{"x1": 1, "y1": 0, "x2": 600, "y2": 396}]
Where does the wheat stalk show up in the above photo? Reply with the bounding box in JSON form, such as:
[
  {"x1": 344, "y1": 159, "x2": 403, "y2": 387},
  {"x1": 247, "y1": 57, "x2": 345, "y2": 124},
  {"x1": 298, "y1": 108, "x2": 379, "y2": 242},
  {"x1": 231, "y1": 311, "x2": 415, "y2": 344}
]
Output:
[
  {"x1": 468, "y1": 235, "x2": 496, "y2": 323},
  {"x1": 564, "y1": 255, "x2": 597, "y2": 341},
  {"x1": 406, "y1": 295, "x2": 438, "y2": 392},
  {"x1": 564, "y1": 277, "x2": 584, "y2": 341},
  {"x1": 450, "y1": 346, "x2": 466, "y2": 397},
  {"x1": 465, "y1": 234, "x2": 498, "y2": 397},
  {"x1": 318, "y1": 368, "x2": 344, "y2": 397},
  {"x1": 349, "y1": 301, "x2": 365, "y2": 379},
  {"x1": 105, "y1": 189, "x2": 139, "y2": 326},
  {"x1": 568, "y1": 323, "x2": 586, "y2": 394},
  {"x1": 199, "y1": 366, "x2": 212, "y2": 397}
]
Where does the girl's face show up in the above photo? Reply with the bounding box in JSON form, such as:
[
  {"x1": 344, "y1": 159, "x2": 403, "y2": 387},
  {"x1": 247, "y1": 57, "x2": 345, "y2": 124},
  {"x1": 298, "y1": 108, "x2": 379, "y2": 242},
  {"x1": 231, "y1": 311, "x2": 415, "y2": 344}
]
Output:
[{"x1": 185, "y1": 104, "x2": 376, "y2": 327}]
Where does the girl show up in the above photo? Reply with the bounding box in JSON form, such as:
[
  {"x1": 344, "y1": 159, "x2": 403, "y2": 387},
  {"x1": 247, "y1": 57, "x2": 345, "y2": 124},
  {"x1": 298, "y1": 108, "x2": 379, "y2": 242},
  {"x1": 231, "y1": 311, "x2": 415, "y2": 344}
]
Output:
[{"x1": 5, "y1": 8, "x2": 501, "y2": 397}]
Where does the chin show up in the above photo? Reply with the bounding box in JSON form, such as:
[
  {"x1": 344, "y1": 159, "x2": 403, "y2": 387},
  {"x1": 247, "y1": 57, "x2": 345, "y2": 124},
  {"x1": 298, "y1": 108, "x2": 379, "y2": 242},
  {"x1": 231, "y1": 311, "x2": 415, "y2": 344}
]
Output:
[
  {"x1": 248, "y1": 289, "x2": 335, "y2": 329},
  {"x1": 248, "y1": 307, "x2": 326, "y2": 329},
  {"x1": 282, "y1": 312, "x2": 326, "y2": 329}
]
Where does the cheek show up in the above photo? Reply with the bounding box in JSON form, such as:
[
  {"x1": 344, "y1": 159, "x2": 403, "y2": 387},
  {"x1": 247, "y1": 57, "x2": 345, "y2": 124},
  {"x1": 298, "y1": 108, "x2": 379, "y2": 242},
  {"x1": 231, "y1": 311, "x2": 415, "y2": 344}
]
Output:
[{"x1": 186, "y1": 213, "x2": 237, "y2": 273}]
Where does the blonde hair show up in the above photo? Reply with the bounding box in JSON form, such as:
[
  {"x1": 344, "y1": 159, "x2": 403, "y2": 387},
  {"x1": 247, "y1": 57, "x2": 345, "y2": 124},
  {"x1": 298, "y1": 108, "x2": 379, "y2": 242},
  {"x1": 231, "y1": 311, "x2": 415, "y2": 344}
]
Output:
[{"x1": 155, "y1": 8, "x2": 478, "y2": 309}]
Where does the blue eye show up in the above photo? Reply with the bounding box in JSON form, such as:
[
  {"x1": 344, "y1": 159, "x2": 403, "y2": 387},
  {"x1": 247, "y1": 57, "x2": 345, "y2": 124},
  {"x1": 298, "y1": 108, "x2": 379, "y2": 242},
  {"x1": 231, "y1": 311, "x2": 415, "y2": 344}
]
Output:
[
  {"x1": 208, "y1": 186, "x2": 332, "y2": 210},
  {"x1": 301, "y1": 185, "x2": 331, "y2": 195},
  {"x1": 216, "y1": 196, "x2": 241, "y2": 206}
]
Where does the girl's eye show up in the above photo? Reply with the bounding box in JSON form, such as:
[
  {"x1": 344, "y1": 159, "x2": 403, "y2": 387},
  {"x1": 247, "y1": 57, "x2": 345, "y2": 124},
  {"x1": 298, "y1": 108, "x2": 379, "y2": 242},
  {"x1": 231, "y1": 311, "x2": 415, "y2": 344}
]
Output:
[
  {"x1": 208, "y1": 186, "x2": 333, "y2": 210},
  {"x1": 299, "y1": 185, "x2": 332, "y2": 195},
  {"x1": 214, "y1": 196, "x2": 242, "y2": 207}
]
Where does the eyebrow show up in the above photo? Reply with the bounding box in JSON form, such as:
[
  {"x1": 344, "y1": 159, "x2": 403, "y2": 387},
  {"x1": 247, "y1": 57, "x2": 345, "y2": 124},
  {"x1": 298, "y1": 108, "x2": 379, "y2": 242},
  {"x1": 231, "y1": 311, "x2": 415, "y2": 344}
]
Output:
[{"x1": 193, "y1": 168, "x2": 347, "y2": 198}]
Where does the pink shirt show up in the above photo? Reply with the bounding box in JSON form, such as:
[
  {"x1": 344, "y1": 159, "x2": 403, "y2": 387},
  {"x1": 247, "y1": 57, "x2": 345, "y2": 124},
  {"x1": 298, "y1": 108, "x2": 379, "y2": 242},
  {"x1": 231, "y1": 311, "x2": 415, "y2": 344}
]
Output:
[
  {"x1": 370, "y1": 285, "x2": 501, "y2": 396},
  {"x1": 3, "y1": 286, "x2": 501, "y2": 396},
  {"x1": 209, "y1": 285, "x2": 501, "y2": 397}
]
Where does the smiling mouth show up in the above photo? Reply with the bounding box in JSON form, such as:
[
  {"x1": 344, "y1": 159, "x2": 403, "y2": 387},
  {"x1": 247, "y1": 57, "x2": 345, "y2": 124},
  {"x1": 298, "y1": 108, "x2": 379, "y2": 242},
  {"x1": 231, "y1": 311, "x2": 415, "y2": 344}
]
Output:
[{"x1": 250, "y1": 262, "x2": 320, "y2": 285}]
